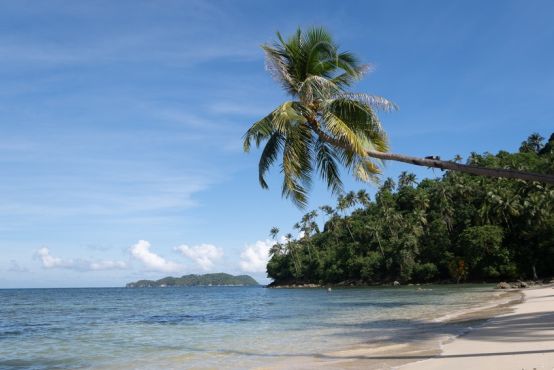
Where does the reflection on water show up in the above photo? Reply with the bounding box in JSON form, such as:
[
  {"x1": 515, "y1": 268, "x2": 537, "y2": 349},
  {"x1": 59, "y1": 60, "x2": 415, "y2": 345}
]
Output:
[{"x1": 0, "y1": 285, "x2": 505, "y2": 369}]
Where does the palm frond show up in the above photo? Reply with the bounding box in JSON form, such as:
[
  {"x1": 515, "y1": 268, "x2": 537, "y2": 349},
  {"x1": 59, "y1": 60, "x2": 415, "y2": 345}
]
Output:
[
  {"x1": 334, "y1": 52, "x2": 366, "y2": 82},
  {"x1": 324, "y1": 97, "x2": 389, "y2": 152},
  {"x1": 281, "y1": 124, "x2": 314, "y2": 207},
  {"x1": 332, "y1": 64, "x2": 373, "y2": 86},
  {"x1": 325, "y1": 98, "x2": 373, "y2": 126},
  {"x1": 315, "y1": 138, "x2": 344, "y2": 195},
  {"x1": 302, "y1": 28, "x2": 336, "y2": 78},
  {"x1": 353, "y1": 159, "x2": 381, "y2": 183},
  {"x1": 244, "y1": 102, "x2": 311, "y2": 153},
  {"x1": 321, "y1": 111, "x2": 368, "y2": 156},
  {"x1": 338, "y1": 92, "x2": 398, "y2": 112},
  {"x1": 298, "y1": 75, "x2": 341, "y2": 103},
  {"x1": 243, "y1": 111, "x2": 276, "y2": 152},
  {"x1": 258, "y1": 132, "x2": 284, "y2": 189},
  {"x1": 262, "y1": 45, "x2": 297, "y2": 95}
]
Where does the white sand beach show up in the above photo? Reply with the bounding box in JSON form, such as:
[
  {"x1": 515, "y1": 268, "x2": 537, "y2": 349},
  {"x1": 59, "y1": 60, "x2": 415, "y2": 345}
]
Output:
[{"x1": 400, "y1": 285, "x2": 554, "y2": 370}]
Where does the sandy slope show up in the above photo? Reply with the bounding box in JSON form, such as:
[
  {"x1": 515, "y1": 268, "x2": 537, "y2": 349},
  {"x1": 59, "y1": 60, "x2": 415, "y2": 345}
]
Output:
[{"x1": 399, "y1": 285, "x2": 554, "y2": 370}]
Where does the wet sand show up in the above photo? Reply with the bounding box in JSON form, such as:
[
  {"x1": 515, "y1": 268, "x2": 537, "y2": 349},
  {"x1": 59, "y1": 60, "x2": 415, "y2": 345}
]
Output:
[{"x1": 400, "y1": 285, "x2": 554, "y2": 370}]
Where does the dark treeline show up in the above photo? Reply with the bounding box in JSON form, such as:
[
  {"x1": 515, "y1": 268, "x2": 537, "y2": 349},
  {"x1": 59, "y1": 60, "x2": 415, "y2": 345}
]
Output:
[{"x1": 267, "y1": 133, "x2": 554, "y2": 285}]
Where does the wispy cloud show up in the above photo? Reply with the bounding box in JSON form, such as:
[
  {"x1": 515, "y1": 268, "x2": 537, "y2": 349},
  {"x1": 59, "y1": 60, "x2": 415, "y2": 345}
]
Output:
[
  {"x1": 175, "y1": 243, "x2": 223, "y2": 271},
  {"x1": 8, "y1": 260, "x2": 28, "y2": 273},
  {"x1": 0, "y1": 10, "x2": 261, "y2": 68},
  {"x1": 36, "y1": 247, "x2": 127, "y2": 271},
  {"x1": 129, "y1": 240, "x2": 183, "y2": 273},
  {"x1": 207, "y1": 101, "x2": 272, "y2": 118},
  {"x1": 0, "y1": 168, "x2": 216, "y2": 219}
]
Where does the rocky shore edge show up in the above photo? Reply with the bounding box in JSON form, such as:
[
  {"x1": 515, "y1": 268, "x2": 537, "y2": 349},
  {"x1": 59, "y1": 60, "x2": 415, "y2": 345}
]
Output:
[
  {"x1": 495, "y1": 278, "x2": 554, "y2": 289},
  {"x1": 266, "y1": 278, "x2": 554, "y2": 289}
]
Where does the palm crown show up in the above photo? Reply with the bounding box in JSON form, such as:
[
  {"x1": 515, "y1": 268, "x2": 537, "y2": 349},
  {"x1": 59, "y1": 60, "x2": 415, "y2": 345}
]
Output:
[{"x1": 243, "y1": 27, "x2": 396, "y2": 207}]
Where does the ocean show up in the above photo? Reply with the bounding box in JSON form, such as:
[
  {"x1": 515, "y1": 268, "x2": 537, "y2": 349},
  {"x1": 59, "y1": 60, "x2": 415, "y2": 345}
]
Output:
[{"x1": 0, "y1": 285, "x2": 514, "y2": 369}]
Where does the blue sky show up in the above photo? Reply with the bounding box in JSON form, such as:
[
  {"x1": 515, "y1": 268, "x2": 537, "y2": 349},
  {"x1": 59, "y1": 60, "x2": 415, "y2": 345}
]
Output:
[{"x1": 1, "y1": 0, "x2": 553, "y2": 288}]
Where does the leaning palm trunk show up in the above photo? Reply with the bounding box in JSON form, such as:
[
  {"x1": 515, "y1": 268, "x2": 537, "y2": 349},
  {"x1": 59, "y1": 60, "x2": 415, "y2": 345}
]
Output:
[{"x1": 366, "y1": 150, "x2": 554, "y2": 184}]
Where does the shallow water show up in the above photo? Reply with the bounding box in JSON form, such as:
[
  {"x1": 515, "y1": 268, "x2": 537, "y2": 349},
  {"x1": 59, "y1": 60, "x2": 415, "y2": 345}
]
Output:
[{"x1": 0, "y1": 285, "x2": 505, "y2": 369}]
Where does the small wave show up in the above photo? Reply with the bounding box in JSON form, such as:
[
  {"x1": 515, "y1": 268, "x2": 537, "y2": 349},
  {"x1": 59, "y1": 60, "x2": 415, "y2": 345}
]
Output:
[
  {"x1": 139, "y1": 312, "x2": 257, "y2": 325},
  {"x1": 0, "y1": 330, "x2": 23, "y2": 338}
]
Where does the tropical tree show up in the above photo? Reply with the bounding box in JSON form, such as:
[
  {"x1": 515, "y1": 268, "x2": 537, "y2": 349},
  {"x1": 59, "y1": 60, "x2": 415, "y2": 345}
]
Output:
[
  {"x1": 337, "y1": 192, "x2": 356, "y2": 241},
  {"x1": 266, "y1": 132, "x2": 553, "y2": 285},
  {"x1": 243, "y1": 27, "x2": 554, "y2": 207},
  {"x1": 398, "y1": 171, "x2": 417, "y2": 189},
  {"x1": 269, "y1": 226, "x2": 280, "y2": 239},
  {"x1": 268, "y1": 226, "x2": 283, "y2": 257},
  {"x1": 520, "y1": 133, "x2": 544, "y2": 154},
  {"x1": 356, "y1": 189, "x2": 371, "y2": 208}
]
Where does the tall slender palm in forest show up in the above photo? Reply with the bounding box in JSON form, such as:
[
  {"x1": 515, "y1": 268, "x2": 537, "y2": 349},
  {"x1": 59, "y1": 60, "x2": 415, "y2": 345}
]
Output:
[
  {"x1": 284, "y1": 232, "x2": 301, "y2": 276},
  {"x1": 337, "y1": 192, "x2": 356, "y2": 241},
  {"x1": 268, "y1": 226, "x2": 283, "y2": 257},
  {"x1": 356, "y1": 189, "x2": 371, "y2": 208},
  {"x1": 398, "y1": 171, "x2": 418, "y2": 189},
  {"x1": 243, "y1": 27, "x2": 554, "y2": 207},
  {"x1": 269, "y1": 226, "x2": 280, "y2": 239}
]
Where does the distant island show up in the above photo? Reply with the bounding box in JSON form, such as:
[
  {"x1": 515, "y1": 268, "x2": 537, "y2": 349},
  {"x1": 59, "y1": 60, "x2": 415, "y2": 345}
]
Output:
[{"x1": 125, "y1": 273, "x2": 259, "y2": 288}]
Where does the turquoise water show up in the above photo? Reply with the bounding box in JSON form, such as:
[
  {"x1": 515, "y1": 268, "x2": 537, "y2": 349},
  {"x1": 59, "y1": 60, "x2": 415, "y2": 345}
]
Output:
[{"x1": 0, "y1": 285, "x2": 501, "y2": 369}]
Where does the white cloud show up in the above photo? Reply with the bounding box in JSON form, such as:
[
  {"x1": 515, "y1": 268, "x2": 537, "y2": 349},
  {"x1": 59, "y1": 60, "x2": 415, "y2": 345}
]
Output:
[
  {"x1": 130, "y1": 240, "x2": 182, "y2": 273},
  {"x1": 36, "y1": 247, "x2": 127, "y2": 271},
  {"x1": 239, "y1": 239, "x2": 276, "y2": 273},
  {"x1": 37, "y1": 247, "x2": 71, "y2": 268},
  {"x1": 175, "y1": 244, "x2": 223, "y2": 271}
]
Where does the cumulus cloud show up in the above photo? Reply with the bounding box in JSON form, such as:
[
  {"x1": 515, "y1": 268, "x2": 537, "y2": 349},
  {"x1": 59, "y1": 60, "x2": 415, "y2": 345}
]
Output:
[
  {"x1": 37, "y1": 247, "x2": 67, "y2": 268},
  {"x1": 36, "y1": 247, "x2": 127, "y2": 271},
  {"x1": 175, "y1": 244, "x2": 223, "y2": 271},
  {"x1": 129, "y1": 240, "x2": 182, "y2": 273},
  {"x1": 239, "y1": 239, "x2": 276, "y2": 273}
]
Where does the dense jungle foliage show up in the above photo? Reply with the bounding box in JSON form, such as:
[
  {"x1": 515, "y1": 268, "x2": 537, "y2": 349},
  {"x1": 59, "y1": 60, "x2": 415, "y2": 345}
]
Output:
[{"x1": 267, "y1": 133, "x2": 554, "y2": 285}]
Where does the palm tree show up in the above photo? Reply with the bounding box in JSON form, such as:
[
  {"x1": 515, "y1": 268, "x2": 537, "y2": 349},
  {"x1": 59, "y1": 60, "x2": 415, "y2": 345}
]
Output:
[
  {"x1": 356, "y1": 189, "x2": 371, "y2": 208},
  {"x1": 366, "y1": 222, "x2": 385, "y2": 257},
  {"x1": 381, "y1": 178, "x2": 396, "y2": 193},
  {"x1": 269, "y1": 226, "x2": 280, "y2": 239},
  {"x1": 243, "y1": 27, "x2": 554, "y2": 207},
  {"x1": 268, "y1": 227, "x2": 284, "y2": 256},
  {"x1": 336, "y1": 193, "x2": 356, "y2": 241},
  {"x1": 433, "y1": 182, "x2": 454, "y2": 231},
  {"x1": 297, "y1": 210, "x2": 320, "y2": 261},
  {"x1": 284, "y1": 232, "x2": 301, "y2": 276},
  {"x1": 519, "y1": 133, "x2": 544, "y2": 153},
  {"x1": 320, "y1": 204, "x2": 341, "y2": 244},
  {"x1": 398, "y1": 171, "x2": 417, "y2": 189}
]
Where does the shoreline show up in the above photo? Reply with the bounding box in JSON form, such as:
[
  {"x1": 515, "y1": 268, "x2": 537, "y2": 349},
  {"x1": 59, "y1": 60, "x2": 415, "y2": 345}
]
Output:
[
  {"x1": 398, "y1": 284, "x2": 554, "y2": 370},
  {"x1": 269, "y1": 285, "x2": 545, "y2": 369},
  {"x1": 266, "y1": 279, "x2": 552, "y2": 289}
]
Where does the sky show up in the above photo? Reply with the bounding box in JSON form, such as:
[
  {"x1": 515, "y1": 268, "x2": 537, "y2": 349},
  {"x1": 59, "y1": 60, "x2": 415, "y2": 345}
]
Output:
[{"x1": 1, "y1": 0, "x2": 553, "y2": 288}]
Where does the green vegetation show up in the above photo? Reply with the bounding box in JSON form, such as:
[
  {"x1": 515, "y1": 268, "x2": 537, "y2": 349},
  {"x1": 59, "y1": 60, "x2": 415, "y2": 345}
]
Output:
[
  {"x1": 266, "y1": 133, "x2": 554, "y2": 285},
  {"x1": 243, "y1": 27, "x2": 554, "y2": 208},
  {"x1": 126, "y1": 273, "x2": 259, "y2": 288}
]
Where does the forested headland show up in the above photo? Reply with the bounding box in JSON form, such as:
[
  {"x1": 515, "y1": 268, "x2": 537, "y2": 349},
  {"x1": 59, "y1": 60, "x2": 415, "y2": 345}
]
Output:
[{"x1": 267, "y1": 133, "x2": 554, "y2": 286}]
